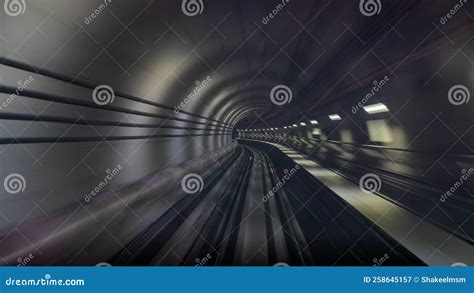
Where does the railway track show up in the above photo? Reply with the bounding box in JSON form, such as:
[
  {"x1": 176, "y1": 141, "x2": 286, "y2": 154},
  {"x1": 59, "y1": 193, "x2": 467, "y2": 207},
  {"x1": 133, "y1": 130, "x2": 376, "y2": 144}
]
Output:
[{"x1": 110, "y1": 144, "x2": 423, "y2": 266}]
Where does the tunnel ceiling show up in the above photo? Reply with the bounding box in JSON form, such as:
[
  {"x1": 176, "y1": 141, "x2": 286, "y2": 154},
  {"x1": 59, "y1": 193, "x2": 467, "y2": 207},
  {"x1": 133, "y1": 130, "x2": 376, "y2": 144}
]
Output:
[{"x1": 1, "y1": 0, "x2": 471, "y2": 131}]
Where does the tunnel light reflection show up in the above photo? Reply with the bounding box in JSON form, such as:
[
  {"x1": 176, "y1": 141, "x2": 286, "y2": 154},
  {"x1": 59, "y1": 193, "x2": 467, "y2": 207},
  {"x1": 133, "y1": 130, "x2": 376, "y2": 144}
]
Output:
[
  {"x1": 363, "y1": 103, "x2": 390, "y2": 114},
  {"x1": 328, "y1": 114, "x2": 342, "y2": 121},
  {"x1": 312, "y1": 128, "x2": 321, "y2": 135},
  {"x1": 366, "y1": 119, "x2": 393, "y2": 143}
]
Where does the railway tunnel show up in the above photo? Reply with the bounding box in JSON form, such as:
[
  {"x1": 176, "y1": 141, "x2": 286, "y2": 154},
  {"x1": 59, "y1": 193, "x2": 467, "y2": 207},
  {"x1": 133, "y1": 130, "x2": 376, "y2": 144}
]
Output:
[{"x1": 0, "y1": 0, "x2": 472, "y2": 266}]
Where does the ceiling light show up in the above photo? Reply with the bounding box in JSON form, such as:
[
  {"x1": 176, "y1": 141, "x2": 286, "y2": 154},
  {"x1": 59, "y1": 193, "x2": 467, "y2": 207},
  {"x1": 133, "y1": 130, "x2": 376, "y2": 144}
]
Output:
[
  {"x1": 328, "y1": 114, "x2": 342, "y2": 121},
  {"x1": 300, "y1": 122, "x2": 306, "y2": 126},
  {"x1": 310, "y1": 120, "x2": 319, "y2": 125},
  {"x1": 292, "y1": 124, "x2": 297, "y2": 127},
  {"x1": 363, "y1": 103, "x2": 389, "y2": 114}
]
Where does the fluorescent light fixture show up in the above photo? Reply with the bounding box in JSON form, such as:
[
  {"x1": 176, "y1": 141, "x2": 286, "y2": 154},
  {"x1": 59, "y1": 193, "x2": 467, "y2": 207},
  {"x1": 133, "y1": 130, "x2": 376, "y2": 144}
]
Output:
[
  {"x1": 283, "y1": 126, "x2": 287, "y2": 129},
  {"x1": 328, "y1": 114, "x2": 342, "y2": 121},
  {"x1": 270, "y1": 128, "x2": 274, "y2": 130},
  {"x1": 292, "y1": 124, "x2": 297, "y2": 127},
  {"x1": 363, "y1": 103, "x2": 389, "y2": 114},
  {"x1": 300, "y1": 122, "x2": 306, "y2": 126},
  {"x1": 312, "y1": 128, "x2": 321, "y2": 135},
  {"x1": 310, "y1": 120, "x2": 319, "y2": 125}
]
